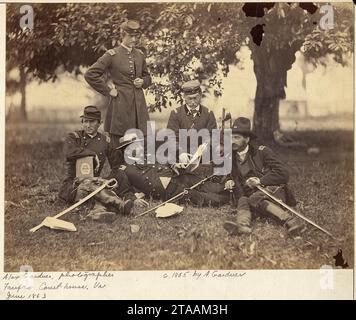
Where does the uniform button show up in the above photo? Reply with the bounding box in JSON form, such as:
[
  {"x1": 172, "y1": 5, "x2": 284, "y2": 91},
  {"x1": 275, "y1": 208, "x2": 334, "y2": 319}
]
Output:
[
  {"x1": 148, "y1": 182, "x2": 152, "y2": 185},
  {"x1": 98, "y1": 137, "x2": 100, "y2": 140},
  {"x1": 145, "y1": 177, "x2": 148, "y2": 180},
  {"x1": 152, "y1": 165, "x2": 155, "y2": 168}
]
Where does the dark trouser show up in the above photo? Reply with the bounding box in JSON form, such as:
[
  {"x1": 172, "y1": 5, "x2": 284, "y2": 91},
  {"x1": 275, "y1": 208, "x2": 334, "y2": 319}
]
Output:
[
  {"x1": 235, "y1": 186, "x2": 292, "y2": 228},
  {"x1": 109, "y1": 134, "x2": 123, "y2": 150},
  {"x1": 166, "y1": 179, "x2": 230, "y2": 207}
]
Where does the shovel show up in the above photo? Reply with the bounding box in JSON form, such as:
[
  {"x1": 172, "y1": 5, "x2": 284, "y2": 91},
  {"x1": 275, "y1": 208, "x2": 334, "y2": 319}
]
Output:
[
  {"x1": 29, "y1": 178, "x2": 117, "y2": 233},
  {"x1": 42, "y1": 217, "x2": 77, "y2": 232}
]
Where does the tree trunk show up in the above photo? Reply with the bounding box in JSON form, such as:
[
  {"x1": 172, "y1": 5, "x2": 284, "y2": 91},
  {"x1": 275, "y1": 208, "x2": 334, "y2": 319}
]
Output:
[
  {"x1": 253, "y1": 96, "x2": 280, "y2": 139},
  {"x1": 19, "y1": 66, "x2": 27, "y2": 121},
  {"x1": 250, "y1": 43, "x2": 297, "y2": 141}
]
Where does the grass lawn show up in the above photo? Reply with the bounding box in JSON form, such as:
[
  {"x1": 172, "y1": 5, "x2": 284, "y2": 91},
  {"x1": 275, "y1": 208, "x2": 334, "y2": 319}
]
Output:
[{"x1": 4, "y1": 123, "x2": 354, "y2": 271}]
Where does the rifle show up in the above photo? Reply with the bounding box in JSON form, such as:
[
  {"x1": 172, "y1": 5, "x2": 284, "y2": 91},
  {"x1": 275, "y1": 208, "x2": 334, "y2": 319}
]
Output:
[
  {"x1": 221, "y1": 108, "x2": 232, "y2": 130},
  {"x1": 256, "y1": 185, "x2": 337, "y2": 240},
  {"x1": 135, "y1": 174, "x2": 215, "y2": 218}
]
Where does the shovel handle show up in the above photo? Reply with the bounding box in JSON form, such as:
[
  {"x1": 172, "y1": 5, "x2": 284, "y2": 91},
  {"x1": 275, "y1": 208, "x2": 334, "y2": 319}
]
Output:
[
  {"x1": 30, "y1": 178, "x2": 116, "y2": 233},
  {"x1": 29, "y1": 224, "x2": 43, "y2": 233}
]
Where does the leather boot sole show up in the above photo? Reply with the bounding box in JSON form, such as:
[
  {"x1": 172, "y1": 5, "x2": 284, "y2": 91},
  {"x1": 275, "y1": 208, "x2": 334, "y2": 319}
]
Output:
[
  {"x1": 223, "y1": 221, "x2": 252, "y2": 236},
  {"x1": 87, "y1": 211, "x2": 117, "y2": 223}
]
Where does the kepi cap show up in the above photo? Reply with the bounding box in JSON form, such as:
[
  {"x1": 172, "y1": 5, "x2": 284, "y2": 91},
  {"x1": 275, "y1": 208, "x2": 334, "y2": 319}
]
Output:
[
  {"x1": 80, "y1": 106, "x2": 101, "y2": 121},
  {"x1": 181, "y1": 80, "x2": 202, "y2": 96},
  {"x1": 120, "y1": 20, "x2": 141, "y2": 35}
]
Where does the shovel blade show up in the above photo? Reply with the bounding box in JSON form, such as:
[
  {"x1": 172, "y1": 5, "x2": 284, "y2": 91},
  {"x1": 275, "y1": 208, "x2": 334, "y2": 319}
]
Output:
[
  {"x1": 43, "y1": 217, "x2": 77, "y2": 232},
  {"x1": 155, "y1": 203, "x2": 184, "y2": 218}
]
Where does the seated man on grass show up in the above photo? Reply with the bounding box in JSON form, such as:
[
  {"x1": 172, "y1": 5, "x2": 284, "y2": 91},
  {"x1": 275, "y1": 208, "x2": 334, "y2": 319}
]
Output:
[
  {"x1": 223, "y1": 117, "x2": 304, "y2": 236},
  {"x1": 58, "y1": 106, "x2": 146, "y2": 222}
]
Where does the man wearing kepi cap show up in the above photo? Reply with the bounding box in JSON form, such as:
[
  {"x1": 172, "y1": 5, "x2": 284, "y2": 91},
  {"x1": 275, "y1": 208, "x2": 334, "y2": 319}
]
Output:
[
  {"x1": 84, "y1": 20, "x2": 152, "y2": 150},
  {"x1": 223, "y1": 117, "x2": 304, "y2": 236},
  {"x1": 167, "y1": 80, "x2": 217, "y2": 159},
  {"x1": 58, "y1": 106, "x2": 137, "y2": 222}
]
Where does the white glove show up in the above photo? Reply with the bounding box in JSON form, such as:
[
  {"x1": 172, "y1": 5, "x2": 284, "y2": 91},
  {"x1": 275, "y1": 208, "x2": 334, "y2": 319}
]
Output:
[
  {"x1": 224, "y1": 180, "x2": 235, "y2": 190},
  {"x1": 179, "y1": 152, "x2": 192, "y2": 164},
  {"x1": 109, "y1": 88, "x2": 118, "y2": 97},
  {"x1": 133, "y1": 78, "x2": 144, "y2": 88}
]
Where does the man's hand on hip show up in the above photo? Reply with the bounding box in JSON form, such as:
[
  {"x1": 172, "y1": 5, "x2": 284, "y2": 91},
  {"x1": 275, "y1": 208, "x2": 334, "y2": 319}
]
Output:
[{"x1": 133, "y1": 78, "x2": 144, "y2": 88}]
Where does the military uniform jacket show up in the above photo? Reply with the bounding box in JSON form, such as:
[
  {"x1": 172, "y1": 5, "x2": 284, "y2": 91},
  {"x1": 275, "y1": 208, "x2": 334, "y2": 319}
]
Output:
[
  {"x1": 167, "y1": 105, "x2": 217, "y2": 154},
  {"x1": 59, "y1": 130, "x2": 119, "y2": 202},
  {"x1": 231, "y1": 144, "x2": 289, "y2": 187},
  {"x1": 123, "y1": 163, "x2": 228, "y2": 202},
  {"x1": 123, "y1": 163, "x2": 173, "y2": 199},
  {"x1": 167, "y1": 105, "x2": 217, "y2": 132},
  {"x1": 84, "y1": 45, "x2": 152, "y2": 136}
]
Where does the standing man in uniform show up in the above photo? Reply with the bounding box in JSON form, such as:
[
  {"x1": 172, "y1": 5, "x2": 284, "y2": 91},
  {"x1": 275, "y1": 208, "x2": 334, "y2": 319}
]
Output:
[
  {"x1": 167, "y1": 80, "x2": 217, "y2": 161},
  {"x1": 223, "y1": 117, "x2": 304, "y2": 235},
  {"x1": 58, "y1": 106, "x2": 139, "y2": 222},
  {"x1": 84, "y1": 20, "x2": 152, "y2": 149}
]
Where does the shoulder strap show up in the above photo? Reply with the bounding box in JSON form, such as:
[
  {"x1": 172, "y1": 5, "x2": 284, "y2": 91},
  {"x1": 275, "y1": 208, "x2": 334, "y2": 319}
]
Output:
[
  {"x1": 71, "y1": 131, "x2": 80, "y2": 139},
  {"x1": 107, "y1": 49, "x2": 116, "y2": 56}
]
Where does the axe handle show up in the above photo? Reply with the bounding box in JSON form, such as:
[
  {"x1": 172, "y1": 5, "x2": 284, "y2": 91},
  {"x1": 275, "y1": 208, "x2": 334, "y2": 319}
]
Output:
[{"x1": 29, "y1": 179, "x2": 116, "y2": 233}]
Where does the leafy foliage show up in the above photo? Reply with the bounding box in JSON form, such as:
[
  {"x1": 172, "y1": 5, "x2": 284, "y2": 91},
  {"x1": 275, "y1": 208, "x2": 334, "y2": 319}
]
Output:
[{"x1": 6, "y1": 3, "x2": 353, "y2": 115}]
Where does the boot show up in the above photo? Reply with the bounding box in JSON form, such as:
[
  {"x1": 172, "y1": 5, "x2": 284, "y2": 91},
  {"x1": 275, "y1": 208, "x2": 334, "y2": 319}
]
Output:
[
  {"x1": 86, "y1": 202, "x2": 117, "y2": 223},
  {"x1": 223, "y1": 221, "x2": 252, "y2": 236},
  {"x1": 95, "y1": 189, "x2": 134, "y2": 215},
  {"x1": 263, "y1": 200, "x2": 304, "y2": 234},
  {"x1": 285, "y1": 216, "x2": 305, "y2": 235},
  {"x1": 224, "y1": 209, "x2": 252, "y2": 235}
]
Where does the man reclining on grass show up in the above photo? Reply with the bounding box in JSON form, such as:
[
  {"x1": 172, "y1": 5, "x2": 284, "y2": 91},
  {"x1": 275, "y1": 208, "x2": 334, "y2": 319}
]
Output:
[{"x1": 116, "y1": 133, "x2": 230, "y2": 207}]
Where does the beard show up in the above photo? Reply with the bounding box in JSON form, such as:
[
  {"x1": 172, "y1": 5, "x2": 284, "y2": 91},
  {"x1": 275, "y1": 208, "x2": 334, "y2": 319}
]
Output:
[{"x1": 232, "y1": 141, "x2": 248, "y2": 152}]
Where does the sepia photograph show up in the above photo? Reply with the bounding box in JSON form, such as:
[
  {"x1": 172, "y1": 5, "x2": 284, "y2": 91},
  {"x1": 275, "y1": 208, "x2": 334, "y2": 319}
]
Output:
[{"x1": 2, "y1": 0, "x2": 354, "y2": 287}]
